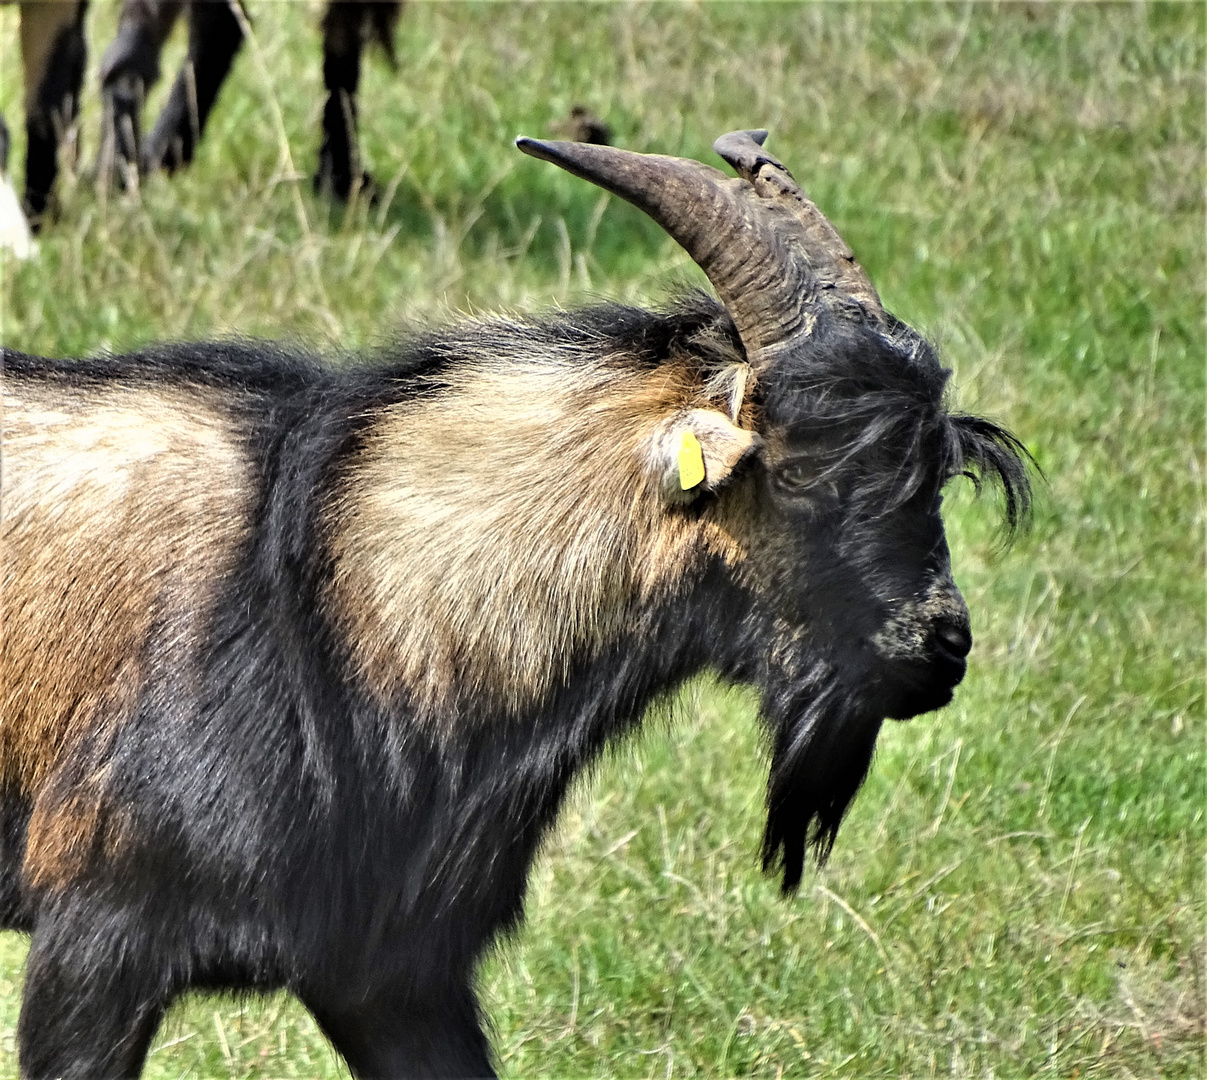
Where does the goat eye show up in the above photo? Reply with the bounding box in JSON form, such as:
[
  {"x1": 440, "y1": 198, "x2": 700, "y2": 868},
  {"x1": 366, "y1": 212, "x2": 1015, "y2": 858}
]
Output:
[{"x1": 776, "y1": 461, "x2": 814, "y2": 489}]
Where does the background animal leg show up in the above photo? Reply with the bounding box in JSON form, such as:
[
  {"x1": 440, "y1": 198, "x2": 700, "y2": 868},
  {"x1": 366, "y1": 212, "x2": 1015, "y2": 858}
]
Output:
[
  {"x1": 17, "y1": 916, "x2": 171, "y2": 1079},
  {"x1": 304, "y1": 981, "x2": 496, "y2": 1079},
  {"x1": 19, "y1": 0, "x2": 88, "y2": 227},
  {"x1": 143, "y1": 0, "x2": 245, "y2": 174},
  {"x1": 98, "y1": 0, "x2": 184, "y2": 188},
  {"x1": 314, "y1": 1, "x2": 379, "y2": 200}
]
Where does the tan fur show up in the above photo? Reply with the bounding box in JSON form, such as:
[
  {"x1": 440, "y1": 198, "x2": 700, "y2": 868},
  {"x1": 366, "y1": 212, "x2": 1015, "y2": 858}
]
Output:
[
  {"x1": 325, "y1": 353, "x2": 755, "y2": 723},
  {"x1": 17, "y1": 1, "x2": 84, "y2": 104},
  {"x1": 0, "y1": 378, "x2": 253, "y2": 887}
]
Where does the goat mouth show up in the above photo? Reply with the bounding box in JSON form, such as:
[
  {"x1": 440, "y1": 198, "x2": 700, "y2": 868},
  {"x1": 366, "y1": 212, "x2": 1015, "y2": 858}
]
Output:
[
  {"x1": 878, "y1": 653, "x2": 966, "y2": 720},
  {"x1": 887, "y1": 682, "x2": 955, "y2": 720}
]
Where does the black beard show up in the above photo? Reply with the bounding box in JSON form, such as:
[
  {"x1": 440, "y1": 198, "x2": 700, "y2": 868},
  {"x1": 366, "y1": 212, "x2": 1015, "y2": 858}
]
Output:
[{"x1": 760, "y1": 664, "x2": 884, "y2": 893}]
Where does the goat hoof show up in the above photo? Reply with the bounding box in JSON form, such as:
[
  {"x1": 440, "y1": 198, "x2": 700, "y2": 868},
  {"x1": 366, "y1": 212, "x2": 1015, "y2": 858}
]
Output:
[{"x1": 313, "y1": 163, "x2": 378, "y2": 205}]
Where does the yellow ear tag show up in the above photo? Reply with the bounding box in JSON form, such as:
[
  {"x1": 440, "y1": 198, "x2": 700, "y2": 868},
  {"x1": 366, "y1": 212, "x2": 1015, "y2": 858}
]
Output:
[{"x1": 678, "y1": 429, "x2": 706, "y2": 490}]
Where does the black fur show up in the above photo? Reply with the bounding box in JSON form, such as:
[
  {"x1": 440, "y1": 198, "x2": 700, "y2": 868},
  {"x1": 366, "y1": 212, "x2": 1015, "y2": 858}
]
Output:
[
  {"x1": 315, "y1": 1, "x2": 401, "y2": 199},
  {"x1": 749, "y1": 310, "x2": 1032, "y2": 888},
  {"x1": 142, "y1": 0, "x2": 245, "y2": 175},
  {"x1": 23, "y1": 0, "x2": 89, "y2": 226},
  {"x1": 2, "y1": 295, "x2": 1031, "y2": 1077}
]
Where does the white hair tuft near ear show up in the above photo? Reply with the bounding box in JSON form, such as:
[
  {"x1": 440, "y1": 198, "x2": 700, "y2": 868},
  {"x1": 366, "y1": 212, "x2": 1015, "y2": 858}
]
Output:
[
  {"x1": 646, "y1": 408, "x2": 760, "y2": 503},
  {"x1": 702, "y1": 362, "x2": 751, "y2": 423},
  {"x1": 726, "y1": 364, "x2": 750, "y2": 422}
]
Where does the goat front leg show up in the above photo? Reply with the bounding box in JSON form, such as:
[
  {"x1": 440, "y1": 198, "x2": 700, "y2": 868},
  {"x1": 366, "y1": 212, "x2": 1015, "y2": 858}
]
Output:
[
  {"x1": 303, "y1": 980, "x2": 496, "y2": 1080},
  {"x1": 17, "y1": 903, "x2": 174, "y2": 1080},
  {"x1": 19, "y1": 0, "x2": 88, "y2": 226},
  {"x1": 143, "y1": 0, "x2": 245, "y2": 174},
  {"x1": 315, "y1": 1, "x2": 376, "y2": 201},
  {"x1": 97, "y1": 0, "x2": 183, "y2": 188}
]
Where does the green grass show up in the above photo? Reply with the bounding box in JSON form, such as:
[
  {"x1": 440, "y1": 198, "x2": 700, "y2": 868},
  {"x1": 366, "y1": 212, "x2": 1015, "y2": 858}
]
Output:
[{"x1": 1, "y1": 2, "x2": 1203, "y2": 1077}]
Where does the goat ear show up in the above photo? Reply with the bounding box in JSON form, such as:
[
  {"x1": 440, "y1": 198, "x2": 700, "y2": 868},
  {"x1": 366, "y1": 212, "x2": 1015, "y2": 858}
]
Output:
[{"x1": 648, "y1": 408, "x2": 760, "y2": 503}]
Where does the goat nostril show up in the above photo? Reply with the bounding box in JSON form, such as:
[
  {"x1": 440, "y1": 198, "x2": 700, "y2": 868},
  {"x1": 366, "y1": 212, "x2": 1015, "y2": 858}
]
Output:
[{"x1": 935, "y1": 621, "x2": 972, "y2": 659}]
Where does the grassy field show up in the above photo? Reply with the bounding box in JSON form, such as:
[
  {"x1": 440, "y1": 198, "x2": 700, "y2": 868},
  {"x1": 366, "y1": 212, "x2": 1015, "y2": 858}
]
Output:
[{"x1": 1, "y1": 2, "x2": 1203, "y2": 1077}]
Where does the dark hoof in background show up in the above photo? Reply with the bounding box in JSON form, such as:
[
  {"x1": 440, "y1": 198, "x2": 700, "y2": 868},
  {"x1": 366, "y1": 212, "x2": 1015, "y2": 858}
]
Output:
[
  {"x1": 313, "y1": 159, "x2": 379, "y2": 204},
  {"x1": 143, "y1": 126, "x2": 194, "y2": 177},
  {"x1": 96, "y1": 79, "x2": 146, "y2": 192}
]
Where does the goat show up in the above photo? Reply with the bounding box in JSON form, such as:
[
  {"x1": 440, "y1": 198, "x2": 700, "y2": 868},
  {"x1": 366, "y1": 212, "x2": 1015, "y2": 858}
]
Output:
[
  {"x1": 0, "y1": 0, "x2": 88, "y2": 230},
  {"x1": 0, "y1": 130, "x2": 1031, "y2": 1078},
  {"x1": 98, "y1": 0, "x2": 402, "y2": 200}
]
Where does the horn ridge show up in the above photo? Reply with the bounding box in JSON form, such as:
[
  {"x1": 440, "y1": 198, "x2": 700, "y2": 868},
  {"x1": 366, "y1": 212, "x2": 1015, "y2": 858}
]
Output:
[
  {"x1": 515, "y1": 130, "x2": 884, "y2": 370},
  {"x1": 713, "y1": 131, "x2": 883, "y2": 321}
]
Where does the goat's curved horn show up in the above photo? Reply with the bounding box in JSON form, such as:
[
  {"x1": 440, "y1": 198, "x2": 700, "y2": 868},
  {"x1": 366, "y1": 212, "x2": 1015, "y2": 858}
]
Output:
[
  {"x1": 711, "y1": 131, "x2": 885, "y2": 326},
  {"x1": 515, "y1": 130, "x2": 885, "y2": 371}
]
